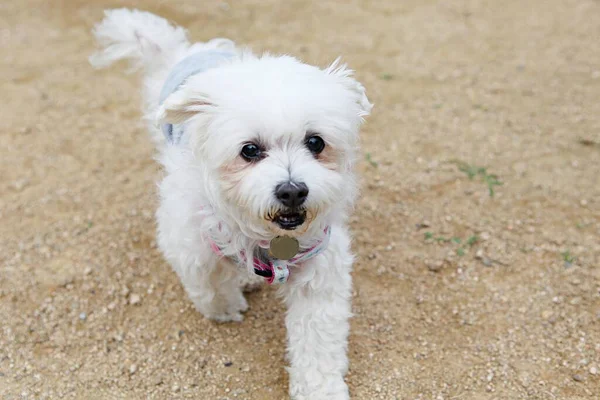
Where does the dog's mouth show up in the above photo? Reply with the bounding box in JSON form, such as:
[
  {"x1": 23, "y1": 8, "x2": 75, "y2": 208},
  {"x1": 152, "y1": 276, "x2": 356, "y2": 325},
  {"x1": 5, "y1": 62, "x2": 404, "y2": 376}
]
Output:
[{"x1": 273, "y1": 209, "x2": 307, "y2": 230}]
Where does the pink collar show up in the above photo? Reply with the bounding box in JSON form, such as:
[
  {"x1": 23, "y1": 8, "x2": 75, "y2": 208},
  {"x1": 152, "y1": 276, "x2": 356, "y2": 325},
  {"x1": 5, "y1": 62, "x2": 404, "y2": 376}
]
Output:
[{"x1": 207, "y1": 226, "x2": 331, "y2": 285}]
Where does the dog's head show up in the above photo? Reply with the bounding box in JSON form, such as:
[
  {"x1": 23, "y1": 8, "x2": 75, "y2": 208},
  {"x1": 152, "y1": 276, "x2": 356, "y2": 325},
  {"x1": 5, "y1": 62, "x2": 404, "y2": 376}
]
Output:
[{"x1": 158, "y1": 54, "x2": 372, "y2": 240}]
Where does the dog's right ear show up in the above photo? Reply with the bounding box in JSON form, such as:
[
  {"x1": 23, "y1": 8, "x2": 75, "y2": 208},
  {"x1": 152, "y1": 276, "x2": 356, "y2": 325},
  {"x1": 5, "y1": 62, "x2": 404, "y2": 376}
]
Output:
[
  {"x1": 325, "y1": 58, "x2": 373, "y2": 119},
  {"x1": 156, "y1": 89, "x2": 215, "y2": 125}
]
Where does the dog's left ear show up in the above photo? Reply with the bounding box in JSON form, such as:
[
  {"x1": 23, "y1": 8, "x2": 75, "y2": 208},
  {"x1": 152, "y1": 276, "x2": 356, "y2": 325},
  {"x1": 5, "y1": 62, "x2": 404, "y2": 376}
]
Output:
[
  {"x1": 156, "y1": 89, "x2": 215, "y2": 125},
  {"x1": 325, "y1": 58, "x2": 373, "y2": 118}
]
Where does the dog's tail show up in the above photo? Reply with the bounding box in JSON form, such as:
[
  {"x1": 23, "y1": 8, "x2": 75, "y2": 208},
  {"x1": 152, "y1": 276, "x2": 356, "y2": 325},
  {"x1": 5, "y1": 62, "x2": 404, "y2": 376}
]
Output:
[
  {"x1": 89, "y1": 9, "x2": 193, "y2": 146},
  {"x1": 89, "y1": 8, "x2": 190, "y2": 75}
]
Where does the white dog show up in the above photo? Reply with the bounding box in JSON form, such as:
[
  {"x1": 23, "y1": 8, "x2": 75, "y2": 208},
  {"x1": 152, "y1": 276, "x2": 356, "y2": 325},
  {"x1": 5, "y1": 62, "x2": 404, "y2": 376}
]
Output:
[{"x1": 90, "y1": 9, "x2": 371, "y2": 399}]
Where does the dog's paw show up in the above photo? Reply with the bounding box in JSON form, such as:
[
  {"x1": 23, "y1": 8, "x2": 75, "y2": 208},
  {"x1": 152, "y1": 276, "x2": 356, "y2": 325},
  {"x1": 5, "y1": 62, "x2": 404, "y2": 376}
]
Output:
[
  {"x1": 192, "y1": 299, "x2": 245, "y2": 323},
  {"x1": 290, "y1": 388, "x2": 349, "y2": 400},
  {"x1": 196, "y1": 304, "x2": 244, "y2": 323},
  {"x1": 208, "y1": 311, "x2": 244, "y2": 323},
  {"x1": 289, "y1": 374, "x2": 349, "y2": 400}
]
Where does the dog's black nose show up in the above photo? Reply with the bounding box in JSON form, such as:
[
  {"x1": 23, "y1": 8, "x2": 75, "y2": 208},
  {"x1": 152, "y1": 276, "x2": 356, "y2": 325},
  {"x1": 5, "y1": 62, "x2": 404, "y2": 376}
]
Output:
[{"x1": 275, "y1": 182, "x2": 309, "y2": 208}]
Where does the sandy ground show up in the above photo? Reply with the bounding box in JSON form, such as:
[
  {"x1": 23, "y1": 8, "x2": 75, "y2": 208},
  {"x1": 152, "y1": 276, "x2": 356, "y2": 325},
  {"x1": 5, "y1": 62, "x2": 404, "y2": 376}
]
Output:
[{"x1": 1, "y1": 0, "x2": 600, "y2": 399}]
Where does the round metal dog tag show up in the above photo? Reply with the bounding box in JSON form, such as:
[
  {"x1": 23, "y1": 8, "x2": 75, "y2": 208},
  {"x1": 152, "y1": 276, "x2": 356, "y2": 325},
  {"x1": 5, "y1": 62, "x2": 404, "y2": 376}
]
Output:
[{"x1": 269, "y1": 236, "x2": 300, "y2": 260}]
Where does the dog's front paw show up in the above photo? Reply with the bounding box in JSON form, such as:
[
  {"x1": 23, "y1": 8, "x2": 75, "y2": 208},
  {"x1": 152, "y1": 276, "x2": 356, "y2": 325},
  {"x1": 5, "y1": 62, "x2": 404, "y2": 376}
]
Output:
[
  {"x1": 195, "y1": 303, "x2": 244, "y2": 323},
  {"x1": 289, "y1": 373, "x2": 349, "y2": 400},
  {"x1": 191, "y1": 296, "x2": 246, "y2": 323},
  {"x1": 208, "y1": 311, "x2": 244, "y2": 323}
]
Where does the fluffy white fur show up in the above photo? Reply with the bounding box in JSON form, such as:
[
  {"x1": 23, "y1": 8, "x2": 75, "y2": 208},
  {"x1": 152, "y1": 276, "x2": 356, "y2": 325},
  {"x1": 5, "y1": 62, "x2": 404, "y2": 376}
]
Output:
[{"x1": 90, "y1": 9, "x2": 371, "y2": 399}]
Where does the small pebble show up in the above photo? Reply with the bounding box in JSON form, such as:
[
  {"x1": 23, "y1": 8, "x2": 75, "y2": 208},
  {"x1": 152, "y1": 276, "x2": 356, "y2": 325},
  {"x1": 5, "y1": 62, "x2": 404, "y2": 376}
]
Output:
[
  {"x1": 79, "y1": 312, "x2": 87, "y2": 321},
  {"x1": 475, "y1": 251, "x2": 494, "y2": 266},
  {"x1": 129, "y1": 294, "x2": 141, "y2": 305},
  {"x1": 590, "y1": 366, "x2": 598, "y2": 375},
  {"x1": 572, "y1": 374, "x2": 585, "y2": 382},
  {"x1": 425, "y1": 260, "x2": 444, "y2": 272},
  {"x1": 224, "y1": 361, "x2": 233, "y2": 367},
  {"x1": 541, "y1": 310, "x2": 553, "y2": 320},
  {"x1": 129, "y1": 364, "x2": 137, "y2": 375},
  {"x1": 416, "y1": 221, "x2": 430, "y2": 229}
]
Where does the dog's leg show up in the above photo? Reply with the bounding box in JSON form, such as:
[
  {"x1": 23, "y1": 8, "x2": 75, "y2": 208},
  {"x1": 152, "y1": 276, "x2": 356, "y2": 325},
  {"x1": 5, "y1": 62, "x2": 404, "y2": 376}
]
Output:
[
  {"x1": 282, "y1": 231, "x2": 354, "y2": 400},
  {"x1": 179, "y1": 255, "x2": 248, "y2": 322},
  {"x1": 161, "y1": 239, "x2": 248, "y2": 322},
  {"x1": 156, "y1": 184, "x2": 247, "y2": 322}
]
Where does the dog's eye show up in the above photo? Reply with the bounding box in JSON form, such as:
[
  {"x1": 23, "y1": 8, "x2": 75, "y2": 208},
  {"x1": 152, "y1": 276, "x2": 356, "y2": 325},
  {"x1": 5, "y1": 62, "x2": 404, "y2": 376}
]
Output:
[
  {"x1": 240, "y1": 143, "x2": 263, "y2": 161},
  {"x1": 305, "y1": 135, "x2": 325, "y2": 155}
]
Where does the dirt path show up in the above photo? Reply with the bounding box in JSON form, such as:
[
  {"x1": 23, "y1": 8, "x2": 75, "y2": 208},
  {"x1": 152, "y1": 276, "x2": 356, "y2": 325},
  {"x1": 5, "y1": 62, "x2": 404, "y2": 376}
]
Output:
[{"x1": 1, "y1": 0, "x2": 599, "y2": 399}]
